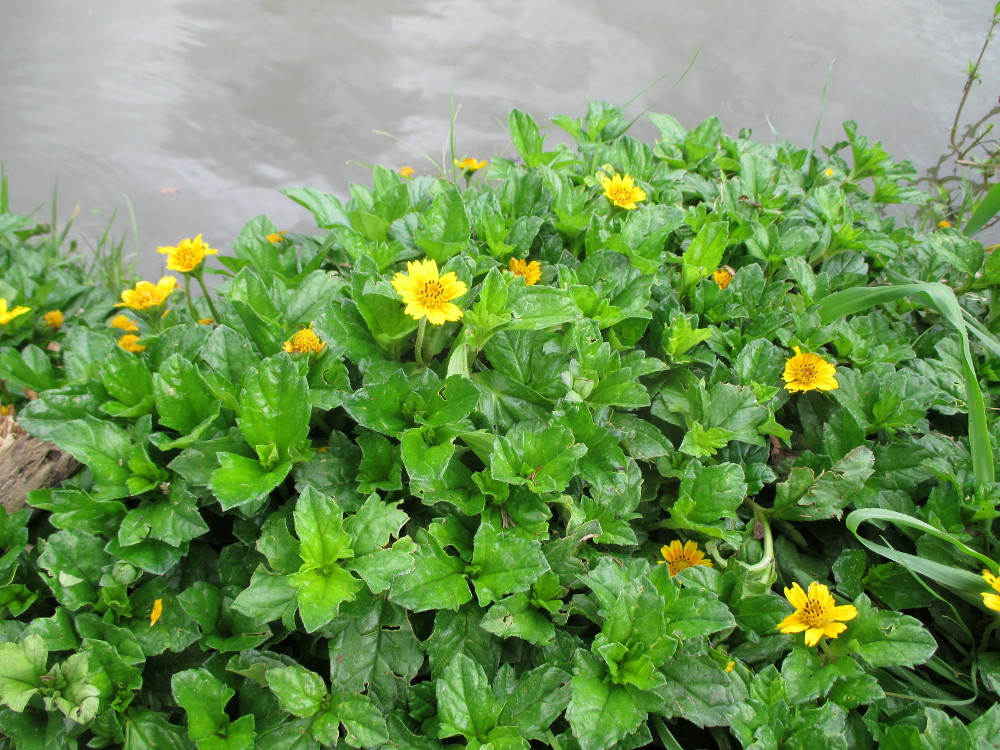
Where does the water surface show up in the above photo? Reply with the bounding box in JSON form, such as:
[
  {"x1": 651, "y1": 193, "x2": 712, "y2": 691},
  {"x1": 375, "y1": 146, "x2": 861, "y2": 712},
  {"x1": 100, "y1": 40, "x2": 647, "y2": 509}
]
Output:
[{"x1": 1, "y1": 0, "x2": 996, "y2": 274}]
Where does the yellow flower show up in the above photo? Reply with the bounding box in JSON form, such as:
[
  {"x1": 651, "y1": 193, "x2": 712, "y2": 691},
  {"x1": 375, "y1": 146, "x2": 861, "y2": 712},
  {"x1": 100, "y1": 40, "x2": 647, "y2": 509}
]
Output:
[
  {"x1": 266, "y1": 231, "x2": 287, "y2": 244},
  {"x1": 725, "y1": 661, "x2": 735, "y2": 672},
  {"x1": 455, "y1": 157, "x2": 487, "y2": 172},
  {"x1": 118, "y1": 334, "x2": 146, "y2": 353},
  {"x1": 42, "y1": 310, "x2": 64, "y2": 329},
  {"x1": 657, "y1": 540, "x2": 713, "y2": 577},
  {"x1": 982, "y1": 569, "x2": 1000, "y2": 611},
  {"x1": 391, "y1": 259, "x2": 467, "y2": 325},
  {"x1": 782, "y1": 346, "x2": 839, "y2": 392},
  {"x1": 600, "y1": 173, "x2": 647, "y2": 210},
  {"x1": 150, "y1": 598, "x2": 163, "y2": 626},
  {"x1": 110, "y1": 314, "x2": 140, "y2": 332},
  {"x1": 507, "y1": 258, "x2": 542, "y2": 286},
  {"x1": 938, "y1": 220, "x2": 952, "y2": 229},
  {"x1": 156, "y1": 234, "x2": 218, "y2": 273},
  {"x1": 115, "y1": 277, "x2": 177, "y2": 310},
  {"x1": 824, "y1": 168, "x2": 834, "y2": 177},
  {"x1": 777, "y1": 581, "x2": 857, "y2": 647},
  {"x1": 283, "y1": 324, "x2": 325, "y2": 354},
  {"x1": 713, "y1": 267, "x2": 735, "y2": 290},
  {"x1": 0, "y1": 299, "x2": 31, "y2": 326},
  {"x1": 399, "y1": 166, "x2": 415, "y2": 178},
  {"x1": 197, "y1": 318, "x2": 215, "y2": 325}
]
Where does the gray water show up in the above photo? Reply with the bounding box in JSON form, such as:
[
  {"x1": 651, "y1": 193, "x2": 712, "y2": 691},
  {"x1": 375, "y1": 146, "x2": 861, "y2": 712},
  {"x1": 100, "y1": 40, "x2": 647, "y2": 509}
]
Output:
[{"x1": 1, "y1": 0, "x2": 996, "y2": 277}]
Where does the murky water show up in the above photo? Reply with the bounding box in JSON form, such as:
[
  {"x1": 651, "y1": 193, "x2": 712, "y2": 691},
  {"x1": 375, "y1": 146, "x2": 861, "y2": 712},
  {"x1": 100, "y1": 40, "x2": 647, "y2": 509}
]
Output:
[{"x1": 1, "y1": 0, "x2": 996, "y2": 276}]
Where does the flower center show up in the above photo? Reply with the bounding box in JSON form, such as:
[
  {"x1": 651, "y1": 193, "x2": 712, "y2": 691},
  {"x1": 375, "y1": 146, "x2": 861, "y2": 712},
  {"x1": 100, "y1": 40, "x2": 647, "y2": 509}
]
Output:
[
  {"x1": 668, "y1": 558, "x2": 692, "y2": 576},
  {"x1": 794, "y1": 364, "x2": 816, "y2": 383},
  {"x1": 174, "y1": 246, "x2": 201, "y2": 270},
  {"x1": 289, "y1": 329, "x2": 323, "y2": 353},
  {"x1": 801, "y1": 598, "x2": 831, "y2": 627},
  {"x1": 417, "y1": 281, "x2": 447, "y2": 309}
]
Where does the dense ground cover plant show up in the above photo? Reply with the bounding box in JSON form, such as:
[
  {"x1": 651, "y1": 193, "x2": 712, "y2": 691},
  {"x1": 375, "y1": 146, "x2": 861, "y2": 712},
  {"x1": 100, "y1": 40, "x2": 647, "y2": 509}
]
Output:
[{"x1": 2, "y1": 102, "x2": 1000, "y2": 748}]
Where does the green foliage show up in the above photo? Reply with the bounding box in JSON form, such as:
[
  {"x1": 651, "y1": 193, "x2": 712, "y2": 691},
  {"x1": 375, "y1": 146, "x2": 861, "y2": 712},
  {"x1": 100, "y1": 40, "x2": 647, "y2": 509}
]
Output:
[{"x1": 2, "y1": 102, "x2": 1000, "y2": 749}]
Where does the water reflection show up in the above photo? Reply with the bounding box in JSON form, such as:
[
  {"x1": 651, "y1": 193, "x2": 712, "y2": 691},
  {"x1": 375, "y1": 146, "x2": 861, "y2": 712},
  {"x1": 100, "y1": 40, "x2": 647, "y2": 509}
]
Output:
[{"x1": 0, "y1": 0, "x2": 995, "y2": 275}]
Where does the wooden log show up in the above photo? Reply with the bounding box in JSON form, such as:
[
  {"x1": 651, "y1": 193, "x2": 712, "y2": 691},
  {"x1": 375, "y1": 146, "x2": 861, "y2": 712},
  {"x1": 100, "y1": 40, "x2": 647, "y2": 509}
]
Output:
[{"x1": 0, "y1": 410, "x2": 80, "y2": 513}]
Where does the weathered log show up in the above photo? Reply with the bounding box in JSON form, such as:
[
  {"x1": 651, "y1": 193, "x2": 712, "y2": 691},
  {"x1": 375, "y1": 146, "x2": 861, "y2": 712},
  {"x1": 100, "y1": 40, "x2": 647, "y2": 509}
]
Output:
[{"x1": 0, "y1": 411, "x2": 80, "y2": 513}]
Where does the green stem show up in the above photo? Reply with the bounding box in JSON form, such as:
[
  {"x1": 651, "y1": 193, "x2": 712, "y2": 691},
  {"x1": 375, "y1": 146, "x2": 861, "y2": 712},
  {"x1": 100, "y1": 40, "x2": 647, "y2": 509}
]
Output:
[
  {"x1": 194, "y1": 273, "x2": 221, "y2": 322},
  {"x1": 415, "y1": 318, "x2": 428, "y2": 367},
  {"x1": 183, "y1": 276, "x2": 198, "y2": 321},
  {"x1": 742, "y1": 502, "x2": 775, "y2": 578},
  {"x1": 950, "y1": 15, "x2": 998, "y2": 154}
]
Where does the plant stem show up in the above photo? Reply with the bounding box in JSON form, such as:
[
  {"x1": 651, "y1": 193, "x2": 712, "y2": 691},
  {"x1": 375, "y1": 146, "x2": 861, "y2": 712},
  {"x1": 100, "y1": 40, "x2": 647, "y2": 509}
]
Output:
[
  {"x1": 195, "y1": 273, "x2": 221, "y2": 322},
  {"x1": 415, "y1": 318, "x2": 428, "y2": 367},
  {"x1": 742, "y1": 502, "x2": 775, "y2": 579},
  {"x1": 183, "y1": 276, "x2": 198, "y2": 321},
  {"x1": 950, "y1": 14, "x2": 999, "y2": 154}
]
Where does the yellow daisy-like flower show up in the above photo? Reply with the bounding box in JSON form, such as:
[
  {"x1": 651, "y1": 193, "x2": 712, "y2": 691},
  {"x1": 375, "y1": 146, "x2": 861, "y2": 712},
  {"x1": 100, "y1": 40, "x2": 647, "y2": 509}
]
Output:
[
  {"x1": 283, "y1": 324, "x2": 325, "y2": 354},
  {"x1": 266, "y1": 231, "x2": 287, "y2": 244},
  {"x1": 982, "y1": 569, "x2": 1000, "y2": 612},
  {"x1": 117, "y1": 334, "x2": 146, "y2": 353},
  {"x1": 657, "y1": 540, "x2": 713, "y2": 577},
  {"x1": 824, "y1": 168, "x2": 835, "y2": 177},
  {"x1": 600, "y1": 173, "x2": 647, "y2": 210},
  {"x1": 938, "y1": 220, "x2": 952, "y2": 229},
  {"x1": 713, "y1": 267, "x2": 734, "y2": 290},
  {"x1": 156, "y1": 234, "x2": 218, "y2": 274},
  {"x1": 399, "y1": 166, "x2": 415, "y2": 178},
  {"x1": 507, "y1": 258, "x2": 542, "y2": 286},
  {"x1": 150, "y1": 598, "x2": 163, "y2": 626},
  {"x1": 777, "y1": 581, "x2": 857, "y2": 647},
  {"x1": 110, "y1": 314, "x2": 140, "y2": 332},
  {"x1": 115, "y1": 277, "x2": 177, "y2": 311},
  {"x1": 42, "y1": 310, "x2": 64, "y2": 329},
  {"x1": 782, "y1": 346, "x2": 839, "y2": 392},
  {"x1": 0, "y1": 299, "x2": 31, "y2": 326},
  {"x1": 391, "y1": 259, "x2": 467, "y2": 325},
  {"x1": 455, "y1": 157, "x2": 487, "y2": 172}
]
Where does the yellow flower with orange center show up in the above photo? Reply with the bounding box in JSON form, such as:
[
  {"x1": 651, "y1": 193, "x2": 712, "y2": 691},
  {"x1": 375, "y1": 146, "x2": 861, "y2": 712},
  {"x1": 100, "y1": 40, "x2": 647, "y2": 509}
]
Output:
[
  {"x1": 982, "y1": 569, "x2": 1000, "y2": 612},
  {"x1": 454, "y1": 157, "x2": 487, "y2": 172},
  {"x1": 283, "y1": 324, "x2": 325, "y2": 354},
  {"x1": 43, "y1": 310, "x2": 64, "y2": 329},
  {"x1": 391, "y1": 259, "x2": 467, "y2": 325},
  {"x1": 399, "y1": 166, "x2": 415, "y2": 178},
  {"x1": 777, "y1": 581, "x2": 857, "y2": 647},
  {"x1": 110, "y1": 314, "x2": 140, "y2": 332},
  {"x1": 507, "y1": 258, "x2": 542, "y2": 285},
  {"x1": 782, "y1": 346, "x2": 838, "y2": 392},
  {"x1": 118, "y1": 334, "x2": 146, "y2": 353},
  {"x1": 0, "y1": 299, "x2": 31, "y2": 326},
  {"x1": 713, "y1": 267, "x2": 734, "y2": 290},
  {"x1": 115, "y1": 277, "x2": 177, "y2": 311},
  {"x1": 266, "y1": 231, "x2": 288, "y2": 244},
  {"x1": 600, "y1": 173, "x2": 647, "y2": 210},
  {"x1": 156, "y1": 234, "x2": 218, "y2": 274},
  {"x1": 658, "y1": 540, "x2": 713, "y2": 577}
]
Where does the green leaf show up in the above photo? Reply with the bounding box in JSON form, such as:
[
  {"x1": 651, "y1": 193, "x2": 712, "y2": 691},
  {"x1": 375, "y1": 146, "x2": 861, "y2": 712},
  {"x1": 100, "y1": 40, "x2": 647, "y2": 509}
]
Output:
[
  {"x1": 232, "y1": 567, "x2": 298, "y2": 627},
  {"x1": 237, "y1": 353, "x2": 311, "y2": 467},
  {"x1": 282, "y1": 187, "x2": 351, "y2": 229},
  {"x1": 0, "y1": 635, "x2": 47, "y2": 712},
  {"x1": 843, "y1": 596, "x2": 937, "y2": 668},
  {"x1": 566, "y1": 650, "x2": 646, "y2": 750},
  {"x1": 267, "y1": 665, "x2": 327, "y2": 718},
  {"x1": 37, "y1": 530, "x2": 113, "y2": 610},
  {"x1": 209, "y1": 453, "x2": 292, "y2": 511},
  {"x1": 470, "y1": 521, "x2": 550, "y2": 606},
  {"x1": 336, "y1": 693, "x2": 390, "y2": 748},
  {"x1": 497, "y1": 665, "x2": 571, "y2": 739},
  {"x1": 171, "y1": 668, "x2": 234, "y2": 743},
  {"x1": 657, "y1": 642, "x2": 746, "y2": 728},
  {"x1": 388, "y1": 535, "x2": 472, "y2": 612},
  {"x1": 124, "y1": 710, "x2": 190, "y2": 750},
  {"x1": 289, "y1": 566, "x2": 363, "y2": 634},
  {"x1": 491, "y1": 423, "x2": 588, "y2": 494},
  {"x1": 772, "y1": 447, "x2": 874, "y2": 522},
  {"x1": 678, "y1": 422, "x2": 734, "y2": 458},
  {"x1": 479, "y1": 592, "x2": 556, "y2": 646},
  {"x1": 35, "y1": 418, "x2": 132, "y2": 496},
  {"x1": 153, "y1": 354, "x2": 217, "y2": 433},
  {"x1": 436, "y1": 653, "x2": 500, "y2": 741}
]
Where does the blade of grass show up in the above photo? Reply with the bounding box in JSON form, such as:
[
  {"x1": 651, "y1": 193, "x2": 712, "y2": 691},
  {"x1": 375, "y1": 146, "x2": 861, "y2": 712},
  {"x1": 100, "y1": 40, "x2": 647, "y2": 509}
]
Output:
[{"x1": 963, "y1": 181, "x2": 1000, "y2": 236}]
